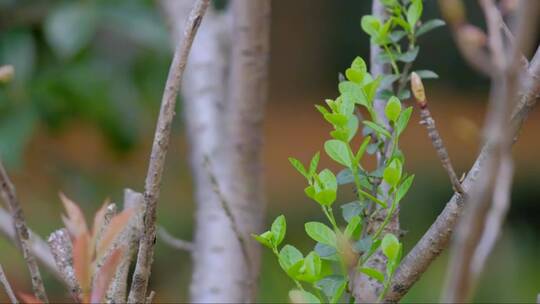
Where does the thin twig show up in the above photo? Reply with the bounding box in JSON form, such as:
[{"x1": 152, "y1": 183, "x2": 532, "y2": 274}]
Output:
[
  {"x1": 126, "y1": 1, "x2": 209, "y2": 302},
  {"x1": 158, "y1": 226, "x2": 193, "y2": 252},
  {"x1": 411, "y1": 72, "x2": 464, "y2": 194},
  {"x1": 146, "y1": 290, "x2": 155, "y2": 304},
  {"x1": 384, "y1": 43, "x2": 540, "y2": 303},
  {"x1": 0, "y1": 160, "x2": 48, "y2": 303},
  {"x1": 202, "y1": 155, "x2": 252, "y2": 271},
  {"x1": 0, "y1": 207, "x2": 62, "y2": 282},
  {"x1": 0, "y1": 264, "x2": 18, "y2": 304}
]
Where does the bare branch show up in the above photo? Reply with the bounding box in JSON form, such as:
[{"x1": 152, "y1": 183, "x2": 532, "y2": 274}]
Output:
[
  {"x1": 157, "y1": 226, "x2": 193, "y2": 252},
  {"x1": 384, "y1": 43, "x2": 540, "y2": 303},
  {"x1": 0, "y1": 160, "x2": 48, "y2": 303},
  {"x1": 411, "y1": 73, "x2": 464, "y2": 194},
  {"x1": 146, "y1": 290, "x2": 155, "y2": 304},
  {"x1": 0, "y1": 264, "x2": 18, "y2": 304},
  {"x1": 47, "y1": 229, "x2": 81, "y2": 301},
  {"x1": 126, "y1": 0, "x2": 210, "y2": 302}
]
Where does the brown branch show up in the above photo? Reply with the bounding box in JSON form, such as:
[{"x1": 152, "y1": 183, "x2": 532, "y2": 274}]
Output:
[
  {"x1": 126, "y1": 0, "x2": 210, "y2": 302},
  {"x1": 0, "y1": 160, "x2": 48, "y2": 303},
  {"x1": 384, "y1": 43, "x2": 540, "y2": 303},
  {"x1": 0, "y1": 264, "x2": 18, "y2": 304},
  {"x1": 442, "y1": 1, "x2": 538, "y2": 301},
  {"x1": 411, "y1": 72, "x2": 464, "y2": 194},
  {"x1": 157, "y1": 226, "x2": 193, "y2": 252},
  {"x1": 202, "y1": 155, "x2": 252, "y2": 271}
]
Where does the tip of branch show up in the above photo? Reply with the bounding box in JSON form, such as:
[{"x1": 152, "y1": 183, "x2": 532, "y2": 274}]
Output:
[
  {"x1": 439, "y1": 0, "x2": 466, "y2": 26},
  {"x1": 458, "y1": 25, "x2": 488, "y2": 48},
  {"x1": 410, "y1": 72, "x2": 427, "y2": 107}
]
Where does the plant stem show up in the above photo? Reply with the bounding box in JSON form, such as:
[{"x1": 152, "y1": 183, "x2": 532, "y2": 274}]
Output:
[
  {"x1": 383, "y1": 45, "x2": 400, "y2": 75},
  {"x1": 372, "y1": 192, "x2": 397, "y2": 241}
]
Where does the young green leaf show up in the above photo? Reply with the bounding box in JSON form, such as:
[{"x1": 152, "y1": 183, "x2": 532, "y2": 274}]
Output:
[
  {"x1": 279, "y1": 245, "x2": 304, "y2": 277},
  {"x1": 362, "y1": 121, "x2": 392, "y2": 138},
  {"x1": 314, "y1": 190, "x2": 337, "y2": 206},
  {"x1": 351, "y1": 56, "x2": 367, "y2": 74},
  {"x1": 289, "y1": 157, "x2": 309, "y2": 179},
  {"x1": 316, "y1": 275, "x2": 347, "y2": 304},
  {"x1": 397, "y1": 47, "x2": 419, "y2": 63},
  {"x1": 396, "y1": 174, "x2": 415, "y2": 204},
  {"x1": 355, "y1": 136, "x2": 372, "y2": 162},
  {"x1": 309, "y1": 152, "x2": 320, "y2": 177},
  {"x1": 395, "y1": 106, "x2": 413, "y2": 136},
  {"x1": 252, "y1": 231, "x2": 273, "y2": 249},
  {"x1": 359, "y1": 267, "x2": 385, "y2": 283},
  {"x1": 341, "y1": 201, "x2": 363, "y2": 223},
  {"x1": 344, "y1": 215, "x2": 362, "y2": 240},
  {"x1": 289, "y1": 290, "x2": 321, "y2": 304},
  {"x1": 407, "y1": 0, "x2": 423, "y2": 30},
  {"x1": 416, "y1": 19, "x2": 445, "y2": 37},
  {"x1": 383, "y1": 158, "x2": 403, "y2": 187},
  {"x1": 324, "y1": 113, "x2": 348, "y2": 127},
  {"x1": 305, "y1": 222, "x2": 337, "y2": 247},
  {"x1": 384, "y1": 96, "x2": 402, "y2": 123},
  {"x1": 361, "y1": 15, "x2": 382, "y2": 38},
  {"x1": 297, "y1": 251, "x2": 322, "y2": 283},
  {"x1": 412, "y1": 69, "x2": 439, "y2": 79},
  {"x1": 381, "y1": 233, "x2": 400, "y2": 262},
  {"x1": 315, "y1": 243, "x2": 338, "y2": 261},
  {"x1": 318, "y1": 169, "x2": 338, "y2": 191},
  {"x1": 271, "y1": 215, "x2": 286, "y2": 247},
  {"x1": 324, "y1": 139, "x2": 352, "y2": 167}
]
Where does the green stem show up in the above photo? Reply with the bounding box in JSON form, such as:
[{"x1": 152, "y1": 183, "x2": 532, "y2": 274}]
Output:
[
  {"x1": 323, "y1": 206, "x2": 339, "y2": 231},
  {"x1": 372, "y1": 191, "x2": 397, "y2": 241},
  {"x1": 383, "y1": 44, "x2": 400, "y2": 75}
]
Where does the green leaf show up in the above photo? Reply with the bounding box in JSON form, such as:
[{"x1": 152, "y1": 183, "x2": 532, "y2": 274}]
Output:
[
  {"x1": 344, "y1": 215, "x2": 363, "y2": 239},
  {"x1": 385, "y1": 96, "x2": 402, "y2": 123},
  {"x1": 339, "y1": 81, "x2": 368, "y2": 107},
  {"x1": 305, "y1": 222, "x2": 337, "y2": 247},
  {"x1": 362, "y1": 121, "x2": 392, "y2": 138},
  {"x1": 354, "y1": 236, "x2": 372, "y2": 253},
  {"x1": 351, "y1": 56, "x2": 367, "y2": 73},
  {"x1": 380, "y1": 0, "x2": 399, "y2": 8},
  {"x1": 363, "y1": 76, "x2": 382, "y2": 104},
  {"x1": 324, "y1": 139, "x2": 352, "y2": 167},
  {"x1": 314, "y1": 190, "x2": 337, "y2": 206},
  {"x1": 297, "y1": 251, "x2": 322, "y2": 283},
  {"x1": 289, "y1": 157, "x2": 309, "y2": 179},
  {"x1": 395, "y1": 106, "x2": 413, "y2": 136},
  {"x1": 318, "y1": 169, "x2": 338, "y2": 191},
  {"x1": 380, "y1": 74, "x2": 400, "y2": 90},
  {"x1": 324, "y1": 113, "x2": 348, "y2": 127},
  {"x1": 381, "y1": 233, "x2": 400, "y2": 261},
  {"x1": 279, "y1": 245, "x2": 304, "y2": 277},
  {"x1": 359, "y1": 267, "x2": 385, "y2": 283},
  {"x1": 355, "y1": 136, "x2": 372, "y2": 162},
  {"x1": 397, "y1": 47, "x2": 419, "y2": 63},
  {"x1": 271, "y1": 215, "x2": 286, "y2": 247},
  {"x1": 315, "y1": 243, "x2": 338, "y2": 261},
  {"x1": 315, "y1": 104, "x2": 330, "y2": 116},
  {"x1": 316, "y1": 276, "x2": 347, "y2": 304},
  {"x1": 305, "y1": 185, "x2": 316, "y2": 200},
  {"x1": 407, "y1": 0, "x2": 423, "y2": 30},
  {"x1": 389, "y1": 30, "x2": 407, "y2": 43},
  {"x1": 341, "y1": 201, "x2": 363, "y2": 223},
  {"x1": 289, "y1": 290, "x2": 321, "y2": 304},
  {"x1": 413, "y1": 69, "x2": 439, "y2": 79},
  {"x1": 345, "y1": 68, "x2": 363, "y2": 84},
  {"x1": 416, "y1": 19, "x2": 445, "y2": 37},
  {"x1": 361, "y1": 15, "x2": 382, "y2": 37},
  {"x1": 346, "y1": 115, "x2": 359, "y2": 142},
  {"x1": 252, "y1": 231, "x2": 273, "y2": 249},
  {"x1": 309, "y1": 152, "x2": 320, "y2": 177},
  {"x1": 396, "y1": 175, "x2": 415, "y2": 204},
  {"x1": 383, "y1": 158, "x2": 403, "y2": 187},
  {"x1": 44, "y1": 2, "x2": 98, "y2": 58}
]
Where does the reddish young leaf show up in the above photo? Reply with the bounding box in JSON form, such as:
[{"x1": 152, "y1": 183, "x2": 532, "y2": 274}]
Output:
[
  {"x1": 96, "y1": 208, "x2": 135, "y2": 259},
  {"x1": 60, "y1": 193, "x2": 89, "y2": 237},
  {"x1": 73, "y1": 233, "x2": 91, "y2": 301},
  {"x1": 89, "y1": 247, "x2": 125, "y2": 303},
  {"x1": 18, "y1": 293, "x2": 43, "y2": 304}
]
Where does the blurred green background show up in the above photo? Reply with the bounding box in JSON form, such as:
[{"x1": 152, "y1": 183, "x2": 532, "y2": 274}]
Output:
[{"x1": 0, "y1": 0, "x2": 539, "y2": 302}]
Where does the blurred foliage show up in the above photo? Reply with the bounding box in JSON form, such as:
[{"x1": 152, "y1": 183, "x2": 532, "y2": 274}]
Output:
[{"x1": 0, "y1": 0, "x2": 171, "y2": 167}]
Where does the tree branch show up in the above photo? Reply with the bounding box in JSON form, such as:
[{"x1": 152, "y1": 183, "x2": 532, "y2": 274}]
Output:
[
  {"x1": 47, "y1": 229, "x2": 81, "y2": 301},
  {"x1": 0, "y1": 264, "x2": 18, "y2": 304},
  {"x1": 384, "y1": 20, "x2": 540, "y2": 304},
  {"x1": 411, "y1": 72, "x2": 464, "y2": 194},
  {"x1": 0, "y1": 160, "x2": 48, "y2": 303},
  {"x1": 126, "y1": 1, "x2": 210, "y2": 302},
  {"x1": 157, "y1": 226, "x2": 193, "y2": 252}
]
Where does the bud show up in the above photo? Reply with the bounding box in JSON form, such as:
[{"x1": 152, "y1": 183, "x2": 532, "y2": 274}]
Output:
[
  {"x1": 0, "y1": 65, "x2": 14, "y2": 83},
  {"x1": 410, "y1": 72, "x2": 426, "y2": 107},
  {"x1": 438, "y1": 0, "x2": 465, "y2": 26}
]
